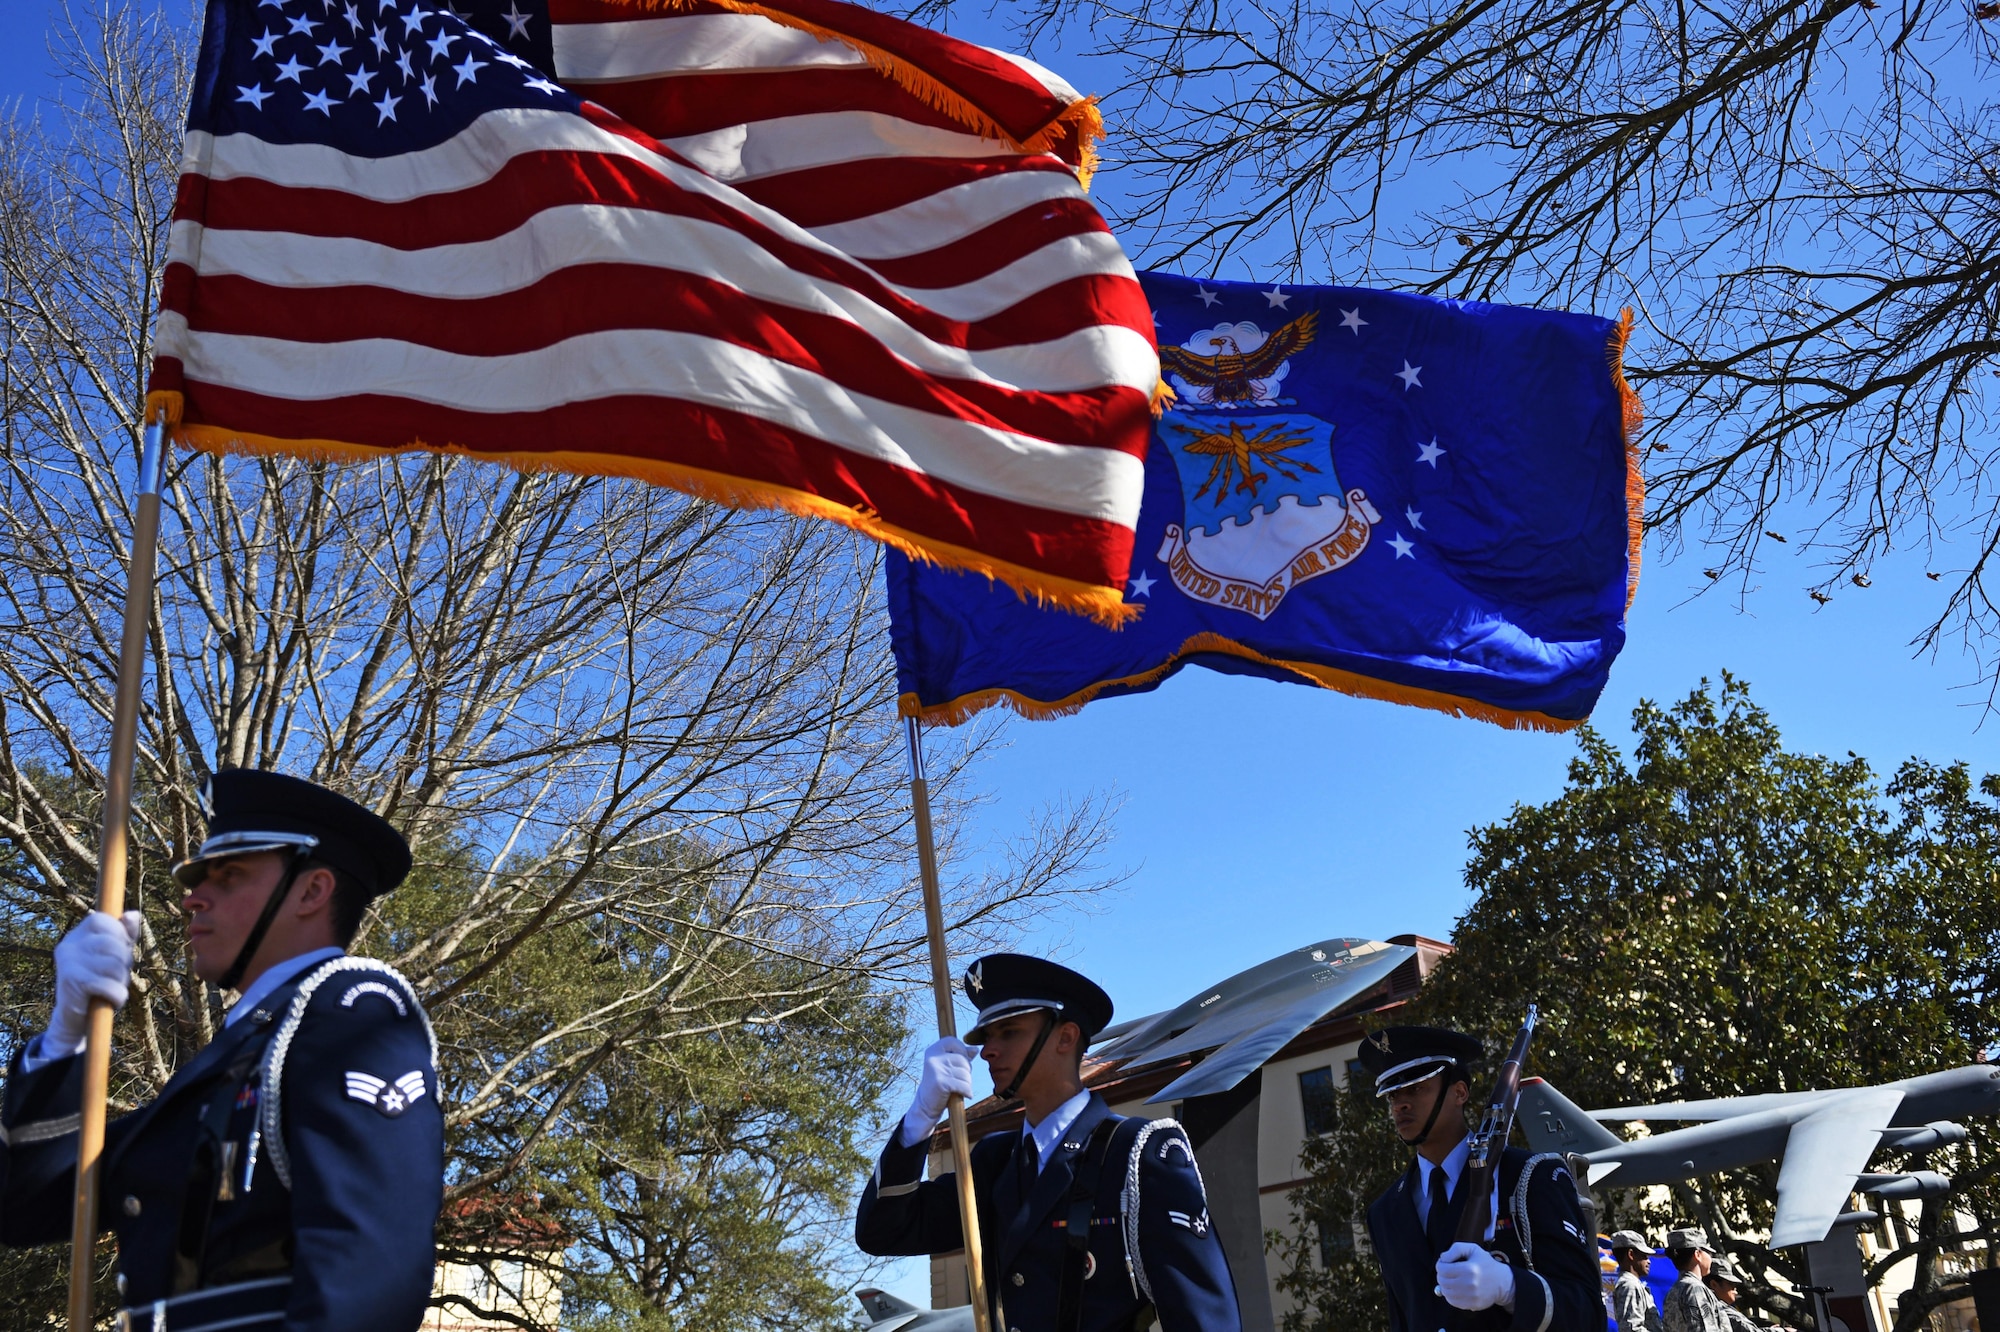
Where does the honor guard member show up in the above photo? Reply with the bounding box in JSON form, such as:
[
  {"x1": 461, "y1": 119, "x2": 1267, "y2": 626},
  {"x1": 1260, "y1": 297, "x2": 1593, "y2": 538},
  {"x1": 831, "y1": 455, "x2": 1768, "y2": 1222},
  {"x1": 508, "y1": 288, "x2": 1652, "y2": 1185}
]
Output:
[
  {"x1": 1360, "y1": 1026, "x2": 1602, "y2": 1332},
  {"x1": 0, "y1": 770, "x2": 444, "y2": 1332},
  {"x1": 855, "y1": 954, "x2": 1240, "y2": 1332}
]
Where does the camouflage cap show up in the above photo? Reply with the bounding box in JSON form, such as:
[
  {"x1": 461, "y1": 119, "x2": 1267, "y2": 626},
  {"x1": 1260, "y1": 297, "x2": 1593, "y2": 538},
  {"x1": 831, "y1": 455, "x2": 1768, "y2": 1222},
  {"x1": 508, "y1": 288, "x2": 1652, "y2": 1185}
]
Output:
[
  {"x1": 1608, "y1": 1230, "x2": 1652, "y2": 1252},
  {"x1": 1665, "y1": 1226, "x2": 1715, "y2": 1254},
  {"x1": 1708, "y1": 1258, "x2": 1745, "y2": 1285}
]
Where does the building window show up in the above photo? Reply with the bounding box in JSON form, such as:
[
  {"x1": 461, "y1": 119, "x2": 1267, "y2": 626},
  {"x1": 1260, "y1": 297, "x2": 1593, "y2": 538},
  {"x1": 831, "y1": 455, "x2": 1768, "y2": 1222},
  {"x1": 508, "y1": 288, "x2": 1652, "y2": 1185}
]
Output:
[
  {"x1": 469, "y1": 1259, "x2": 528, "y2": 1309},
  {"x1": 1316, "y1": 1216, "x2": 1357, "y2": 1267},
  {"x1": 1299, "y1": 1066, "x2": 1338, "y2": 1137}
]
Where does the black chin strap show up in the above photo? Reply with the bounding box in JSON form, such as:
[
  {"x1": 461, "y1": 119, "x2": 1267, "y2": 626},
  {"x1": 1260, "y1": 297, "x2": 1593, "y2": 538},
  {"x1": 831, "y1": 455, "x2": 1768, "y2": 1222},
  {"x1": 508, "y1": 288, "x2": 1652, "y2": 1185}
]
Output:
[
  {"x1": 216, "y1": 848, "x2": 314, "y2": 993},
  {"x1": 1396, "y1": 1071, "x2": 1459, "y2": 1148},
  {"x1": 996, "y1": 1011, "x2": 1059, "y2": 1101}
]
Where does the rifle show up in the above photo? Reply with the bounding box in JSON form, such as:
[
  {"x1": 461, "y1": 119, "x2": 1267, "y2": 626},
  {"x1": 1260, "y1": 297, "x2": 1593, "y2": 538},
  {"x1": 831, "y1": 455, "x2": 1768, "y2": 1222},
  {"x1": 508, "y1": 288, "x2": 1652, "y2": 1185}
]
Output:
[{"x1": 1452, "y1": 1005, "x2": 1539, "y2": 1246}]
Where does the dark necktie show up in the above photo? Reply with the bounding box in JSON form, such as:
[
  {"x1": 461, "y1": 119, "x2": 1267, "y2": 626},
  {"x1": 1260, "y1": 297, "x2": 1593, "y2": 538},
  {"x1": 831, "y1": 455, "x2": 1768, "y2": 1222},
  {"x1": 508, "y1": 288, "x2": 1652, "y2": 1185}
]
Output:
[
  {"x1": 1425, "y1": 1164, "x2": 1453, "y2": 1253},
  {"x1": 1018, "y1": 1133, "x2": 1040, "y2": 1198}
]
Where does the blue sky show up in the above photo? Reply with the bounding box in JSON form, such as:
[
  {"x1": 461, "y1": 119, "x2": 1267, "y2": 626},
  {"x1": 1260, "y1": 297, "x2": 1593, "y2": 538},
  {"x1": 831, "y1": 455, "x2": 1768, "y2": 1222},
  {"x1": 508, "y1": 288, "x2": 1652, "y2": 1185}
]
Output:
[{"x1": 9, "y1": 1, "x2": 1994, "y2": 1308}]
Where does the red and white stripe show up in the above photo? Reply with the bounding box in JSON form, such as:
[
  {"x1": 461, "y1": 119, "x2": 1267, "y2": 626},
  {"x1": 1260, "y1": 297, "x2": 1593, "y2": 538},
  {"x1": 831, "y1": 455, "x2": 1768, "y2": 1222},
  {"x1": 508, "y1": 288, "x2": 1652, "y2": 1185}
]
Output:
[{"x1": 152, "y1": 0, "x2": 1156, "y2": 611}]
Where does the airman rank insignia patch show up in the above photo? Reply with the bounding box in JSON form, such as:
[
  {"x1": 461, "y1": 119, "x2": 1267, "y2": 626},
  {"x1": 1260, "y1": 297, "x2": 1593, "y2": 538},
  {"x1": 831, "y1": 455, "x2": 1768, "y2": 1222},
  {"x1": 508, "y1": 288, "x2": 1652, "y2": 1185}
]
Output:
[{"x1": 345, "y1": 1070, "x2": 428, "y2": 1117}]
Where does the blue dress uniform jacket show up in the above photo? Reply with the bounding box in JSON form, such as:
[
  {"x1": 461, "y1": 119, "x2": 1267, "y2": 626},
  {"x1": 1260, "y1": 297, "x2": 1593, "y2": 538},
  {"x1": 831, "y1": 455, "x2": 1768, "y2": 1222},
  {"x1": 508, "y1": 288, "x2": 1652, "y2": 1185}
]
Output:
[
  {"x1": 0, "y1": 957, "x2": 443, "y2": 1332},
  {"x1": 1367, "y1": 1146, "x2": 1602, "y2": 1332},
  {"x1": 854, "y1": 1093, "x2": 1240, "y2": 1332}
]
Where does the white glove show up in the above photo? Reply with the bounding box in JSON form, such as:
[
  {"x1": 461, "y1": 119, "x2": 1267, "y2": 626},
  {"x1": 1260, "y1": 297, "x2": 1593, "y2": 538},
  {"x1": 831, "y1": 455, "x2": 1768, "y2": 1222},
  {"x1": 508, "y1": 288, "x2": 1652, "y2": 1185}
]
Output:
[
  {"x1": 900, "y1": 1036, "x2": 977, "y2": 1146},
  {"x1": 1436, "y1": 1241, "x2": 1516, "y2": 1312},
  {"x1": 44, "y1": 911, "x2": 142, "y2": 1055}
]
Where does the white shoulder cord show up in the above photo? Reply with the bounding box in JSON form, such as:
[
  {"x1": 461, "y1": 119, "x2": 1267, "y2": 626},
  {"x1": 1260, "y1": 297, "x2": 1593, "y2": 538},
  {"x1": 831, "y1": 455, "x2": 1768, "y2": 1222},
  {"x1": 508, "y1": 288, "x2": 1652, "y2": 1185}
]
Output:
[
  {"x1": 1120, "y1": 1119, "x2": 1204, "y2": 1305},
  {"x1": 1510, "y1": 1152, "x2": 1568, "y2": 1270},
  {"x1": 257, "y1": 957, "x2": 435, "y2": 1190}
]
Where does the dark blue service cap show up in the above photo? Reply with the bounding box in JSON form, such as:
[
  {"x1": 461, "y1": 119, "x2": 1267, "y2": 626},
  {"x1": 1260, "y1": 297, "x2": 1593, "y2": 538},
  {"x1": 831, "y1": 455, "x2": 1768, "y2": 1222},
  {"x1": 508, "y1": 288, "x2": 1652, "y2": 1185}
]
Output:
[
  {"x1": 1356, "y1": 1025, "x2": 1483, "y2": 1096},
  {"x1": 173, "y1": 769, "x2": 413, "y2": 897},
  {"x1": 963, "y1": 954, "x2": 1114, "y2": 1044}
]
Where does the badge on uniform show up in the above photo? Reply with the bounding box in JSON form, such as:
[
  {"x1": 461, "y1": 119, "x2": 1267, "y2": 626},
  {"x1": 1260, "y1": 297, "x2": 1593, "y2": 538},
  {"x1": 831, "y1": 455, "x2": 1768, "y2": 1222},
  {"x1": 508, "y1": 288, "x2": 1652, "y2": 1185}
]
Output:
[
  {"x1": 340, "y1": 981, "x2": 409, "y2": 1017},
  {"x1": 1168, "y1": 1208, "x2": 1209, "y2": 1235},
  {"x1": 345, "y1": 1070, "x2": 428, "y2": 1117}
]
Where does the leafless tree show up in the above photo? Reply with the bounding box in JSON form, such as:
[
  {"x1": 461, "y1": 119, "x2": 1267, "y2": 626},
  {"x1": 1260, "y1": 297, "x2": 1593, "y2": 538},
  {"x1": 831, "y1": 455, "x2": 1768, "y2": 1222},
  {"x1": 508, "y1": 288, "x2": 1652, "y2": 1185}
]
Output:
[
  {"x1": 998, "y1": 0, "x2": 1999, "y2": 690},
  {"x1": 0, "y1": 7, "x2": 1121, "y2": 1326}
]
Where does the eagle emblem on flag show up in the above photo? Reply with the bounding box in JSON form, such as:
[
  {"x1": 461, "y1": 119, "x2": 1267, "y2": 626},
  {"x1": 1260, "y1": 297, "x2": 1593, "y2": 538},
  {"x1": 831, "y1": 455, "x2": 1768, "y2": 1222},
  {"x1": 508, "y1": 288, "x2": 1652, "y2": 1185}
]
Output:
[{"x1": 1159, "y1": 313, "x2": 1320, "y2": 409}]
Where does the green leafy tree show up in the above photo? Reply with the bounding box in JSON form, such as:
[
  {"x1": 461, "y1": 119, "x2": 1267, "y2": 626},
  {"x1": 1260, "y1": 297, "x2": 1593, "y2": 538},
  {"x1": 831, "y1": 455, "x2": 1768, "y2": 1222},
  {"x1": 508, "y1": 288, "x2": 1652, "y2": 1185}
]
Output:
[{"x1": 1276, "y1": 676, "x2": 2000, "y2": 1331}]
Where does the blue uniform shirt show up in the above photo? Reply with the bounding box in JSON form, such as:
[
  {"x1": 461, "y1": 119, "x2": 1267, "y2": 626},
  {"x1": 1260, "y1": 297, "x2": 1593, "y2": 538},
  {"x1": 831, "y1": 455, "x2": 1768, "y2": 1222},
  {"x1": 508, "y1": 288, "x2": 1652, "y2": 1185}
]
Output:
[
  {"x1": 1368, "y1": 1145, "x2": 1603, "y2": 1332},
  {"x1": 1, "y1": 954, "x2": 443, "y2": 1332},
  {"x1": 857, "y1": 1092, "x2": 1241, "y2": 1332}
]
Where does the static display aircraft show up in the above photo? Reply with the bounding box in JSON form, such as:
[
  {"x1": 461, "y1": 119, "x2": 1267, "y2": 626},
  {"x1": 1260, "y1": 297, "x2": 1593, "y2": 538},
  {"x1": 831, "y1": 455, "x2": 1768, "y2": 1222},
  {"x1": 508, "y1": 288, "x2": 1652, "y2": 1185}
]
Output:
[
  {"x1": 854, "y1": 1287, "x2": 974, "y2": 1330},
  {"x1": 1092, "y1": 937, "x2": 1415, "y2": 1103},
  {"x1": 1519, "y1": 1064, "x2": 2000, "y2": 1246}
]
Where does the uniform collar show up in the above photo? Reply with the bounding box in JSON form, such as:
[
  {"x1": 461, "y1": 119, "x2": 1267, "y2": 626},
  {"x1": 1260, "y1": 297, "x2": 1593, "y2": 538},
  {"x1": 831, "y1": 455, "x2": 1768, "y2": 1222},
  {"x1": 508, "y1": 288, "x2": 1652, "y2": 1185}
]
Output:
[
  {"x1": 1423, "y1": 1130, "x2": 1473, "y2": 1193},
  {"x1": 1414, "y1": 1132, "x2": 1501, "y2": 1238},
  {"x1": 226, "y1": 947, "x2": 344, "y2": 1025},
  {"x1": 1021, "y1": 1087, "x2": 1092, "y2": 1170}
]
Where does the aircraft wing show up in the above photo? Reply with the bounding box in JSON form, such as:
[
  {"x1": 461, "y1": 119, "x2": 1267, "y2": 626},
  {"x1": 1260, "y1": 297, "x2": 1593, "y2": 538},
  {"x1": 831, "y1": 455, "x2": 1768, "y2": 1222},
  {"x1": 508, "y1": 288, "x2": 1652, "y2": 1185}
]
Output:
[
  {"x1": 1769, "y1": 1087, "x2": 1905, "y2": 1248},
  {"x1": 1095, "y1": 940, "x2": 1411, "y2": 1068},
  {"x1": 1140, "y1": 945, "x2": 1414, "y2": 1103},
  {"x1": 1589, "y1": 1089, "x2": 1829, "y2": 1122}
]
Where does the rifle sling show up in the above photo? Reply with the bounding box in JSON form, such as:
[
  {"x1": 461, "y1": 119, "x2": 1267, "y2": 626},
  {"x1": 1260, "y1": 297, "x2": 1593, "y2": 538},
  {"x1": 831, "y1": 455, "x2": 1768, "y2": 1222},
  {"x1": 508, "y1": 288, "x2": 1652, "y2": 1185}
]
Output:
[
  {"x1": 1054, "y1": 1115, "x2": 1120, "y2": 1332},
  {"x1": 171, "y1": 1029, "x2": 278, "y2": 1295}
]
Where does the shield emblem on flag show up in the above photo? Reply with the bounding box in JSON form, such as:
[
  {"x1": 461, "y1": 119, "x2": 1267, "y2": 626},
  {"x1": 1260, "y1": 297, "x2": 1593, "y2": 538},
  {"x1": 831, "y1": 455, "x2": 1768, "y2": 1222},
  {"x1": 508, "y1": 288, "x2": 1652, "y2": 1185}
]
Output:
[{"x1": 1157, "y1": 410, "x2": 1380, "y2": 620}]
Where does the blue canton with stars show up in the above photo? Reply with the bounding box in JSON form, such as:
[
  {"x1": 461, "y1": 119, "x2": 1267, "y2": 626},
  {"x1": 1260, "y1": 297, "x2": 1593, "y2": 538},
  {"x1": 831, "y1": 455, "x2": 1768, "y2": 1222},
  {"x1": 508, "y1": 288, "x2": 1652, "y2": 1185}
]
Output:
[
  {"x1": 886, "y1": 271, "x2": 1636, "y2": 728},
  {"x1": 189, "y1": 0, "x2": 569, "y2": 153}
]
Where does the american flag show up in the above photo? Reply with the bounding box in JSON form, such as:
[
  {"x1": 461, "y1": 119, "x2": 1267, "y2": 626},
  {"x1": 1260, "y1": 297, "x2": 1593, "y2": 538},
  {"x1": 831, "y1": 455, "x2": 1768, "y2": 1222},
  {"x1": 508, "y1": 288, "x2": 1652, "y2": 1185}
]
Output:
[{"x1": 150, "y1": 0, "x2": 1156, "y2": 621}]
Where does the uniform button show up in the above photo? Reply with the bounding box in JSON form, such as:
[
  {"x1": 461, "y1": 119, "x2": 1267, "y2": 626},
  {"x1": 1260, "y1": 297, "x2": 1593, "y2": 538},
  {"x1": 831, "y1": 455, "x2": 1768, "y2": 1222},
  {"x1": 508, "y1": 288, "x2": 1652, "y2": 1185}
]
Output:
[
  {"x1": 1011, "y1": 1273, "x2": 1025, "y2": 1287},
  {"x1": 122, "y1": 1196, "x2": 142, "y2": 1217}
]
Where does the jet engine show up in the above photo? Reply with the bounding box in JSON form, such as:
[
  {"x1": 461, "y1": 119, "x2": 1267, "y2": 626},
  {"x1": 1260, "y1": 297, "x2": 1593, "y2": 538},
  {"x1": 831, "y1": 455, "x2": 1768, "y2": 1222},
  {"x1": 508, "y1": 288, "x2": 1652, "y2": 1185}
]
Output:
[
  {"x1": 1878, "y1": 1121, "x2": 1968, "y2": 1153},
  {"x1": 1857, "y1": 1171, "x2": 1952, "y2": 1200}
]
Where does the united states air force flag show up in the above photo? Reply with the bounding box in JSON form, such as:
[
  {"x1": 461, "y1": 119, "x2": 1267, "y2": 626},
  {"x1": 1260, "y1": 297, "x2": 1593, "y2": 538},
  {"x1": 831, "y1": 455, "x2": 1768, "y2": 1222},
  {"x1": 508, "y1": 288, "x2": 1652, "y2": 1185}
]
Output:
[{"x1": 886, "y1": 272, "x2": 1643, "y2": 731}]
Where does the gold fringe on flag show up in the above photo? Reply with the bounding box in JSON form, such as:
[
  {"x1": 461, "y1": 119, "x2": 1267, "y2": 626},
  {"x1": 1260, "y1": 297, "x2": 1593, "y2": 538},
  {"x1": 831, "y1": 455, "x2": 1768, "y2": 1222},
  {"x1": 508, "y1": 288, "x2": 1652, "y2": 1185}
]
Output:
[
  {"x1": 1607, "y1": 308, "x2": 1646, "y2": 610},
  {"x1": 616, "y1": 0, "x2": 1105, "y2": 187},
  {"x1": 898, "y1": 630, "x2": 1585, "y2": 732},
  {"x1": 145, "y1": 392, "x2": 1142, "y2": 627}
]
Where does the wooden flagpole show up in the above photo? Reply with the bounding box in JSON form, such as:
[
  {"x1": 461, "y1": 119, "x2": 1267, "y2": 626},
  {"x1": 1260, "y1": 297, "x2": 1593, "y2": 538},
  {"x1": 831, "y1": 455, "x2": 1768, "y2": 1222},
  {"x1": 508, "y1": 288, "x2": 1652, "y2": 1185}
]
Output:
[
  {"x1": 904, "y1": 718, "x2": 993, "y2": 1332},
  {"x1": 67, "y1": 415, "x2": 168, "y2": 1328}
]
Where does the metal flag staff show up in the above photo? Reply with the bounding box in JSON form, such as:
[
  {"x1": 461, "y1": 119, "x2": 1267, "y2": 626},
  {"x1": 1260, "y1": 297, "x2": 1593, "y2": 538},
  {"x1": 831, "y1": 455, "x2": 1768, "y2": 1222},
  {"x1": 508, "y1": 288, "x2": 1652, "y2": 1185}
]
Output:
[
  {"x1": 67, "y1": 410, "x2": 168, "y2": 1327},
  {"x1": 904, "y1": 718, "x2": 993, "y2": 1332}
]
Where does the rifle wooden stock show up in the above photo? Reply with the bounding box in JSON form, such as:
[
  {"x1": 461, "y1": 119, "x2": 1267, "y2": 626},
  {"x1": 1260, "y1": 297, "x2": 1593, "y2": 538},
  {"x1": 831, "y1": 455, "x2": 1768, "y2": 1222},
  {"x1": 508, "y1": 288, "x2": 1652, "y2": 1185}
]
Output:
[{"x1": 1451, "y1": 1006, "x2": 1539, "y2": 1246}]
